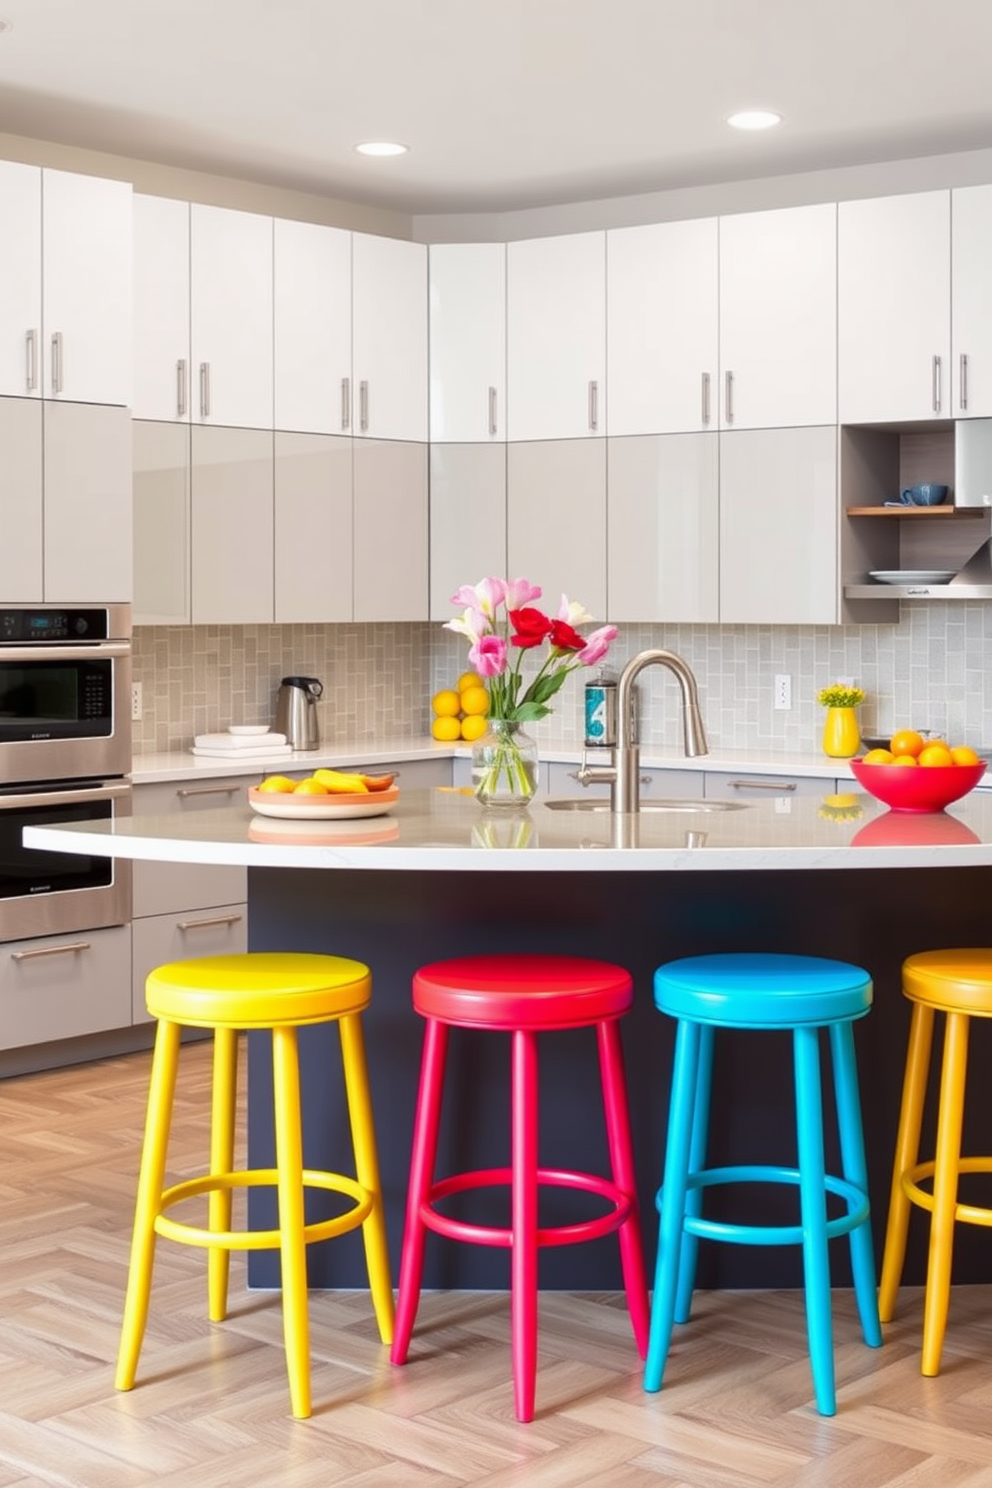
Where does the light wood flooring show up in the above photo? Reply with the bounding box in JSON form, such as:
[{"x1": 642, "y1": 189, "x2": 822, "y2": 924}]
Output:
[{"x1": 2, "y1": 1039, "x2": 992, "y2": 1486}]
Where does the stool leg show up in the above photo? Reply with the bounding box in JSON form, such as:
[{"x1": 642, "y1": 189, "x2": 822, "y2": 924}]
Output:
[
  {"x1": 793, "y1": 1025, "x2": 835, "y2": 1417},
  {"x1": 597, "y1": 1018, "x2": 650, "y2": 1357},
  {"x1": 511, "y1": 1026, "x2": 539, "y2": 1423},
  {"x1": 116, "y1": 1018, "x2": 182, "y2": 1391},
  {"x1": 922, "y1": 1009, "x2": 969, "y2": 1377},
  {"x1": 674, "y1": 1023, "x2": 714, "y2": 1326},
  {"x1": 878, "y1": 1003, "x2": 934, "y2": 1324},
  {"x1": 270, "y1": 1024, "x2": 311, "y2": 1419},
  {"x1": 207, "y1": 1026, "x2": 238, "y2": 1323},
  {"x1": 829, "y1": 1020, "x2": 882, "y2": 1349},
  {"x1": 391, "y1": 1018, "x2": 449, "y2": 1366},
  {"x1": 338, "y1": 1010, "x2": 394, "y2": 1345},
  {"x1": 645, "y1": 1017, "x2": 701, "y2": 1393}
]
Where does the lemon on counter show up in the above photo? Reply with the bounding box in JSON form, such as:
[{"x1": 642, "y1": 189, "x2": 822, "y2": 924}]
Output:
[
  {"x1": 432, "y1": 716, "x2": 462, "y2": 741},
  {"x1": 460, "y1": 685, "x2": 489, "y2": 717},
  {"x1": 458, "y1": 671, "x2": 484, "y2": 694},
  {"x1": 459, "y1": 714, "x2": 488, "y2": 742},
  {"x1": 432, "y1": 689, "x2": 461, "y2": 718}
]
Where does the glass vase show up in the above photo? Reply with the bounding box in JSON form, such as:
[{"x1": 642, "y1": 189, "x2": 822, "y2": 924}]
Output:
[
  {"x1": 471, "y1": 719, "x2": 539, "y2": 808},
  {"x1": 822, "y1": 706, "x2": 861, "y2": 759}
]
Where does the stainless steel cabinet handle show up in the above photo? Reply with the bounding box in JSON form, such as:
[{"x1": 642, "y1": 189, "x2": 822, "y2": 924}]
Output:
[
  {"x1": 341, "y1": 376, "x2": 351, "y2": 431},
  {"x1": 359, "y1": 379, "x2": 369, "y2": 432},
  {"x1": 50, "y1": 331, "x2": 63, "y2": 394},
  {"x1": 727, "y1": 778, "x2": 797, "y2": 792},
  {"x1": 724, "y1": 369, "x2": 734, "y2": 423},
  {"x1": 12, "y1": 940, "x2": 90, "y2": 962},
  {"x1": 588, "y1": 380, "x2": 599, "y2": 431},
  {"x1": 488, "y1": 386, "x2": 498, "y2": 436},
  {"x1": 0, "y1": 640, "x2": 132, "y2": 663},
  {"x1": 199, "y1": 361, "x2": 211, "y2": 418},
  {"x1": 932, "y1": 354, "x2": 942, "y2": 413},
  {"x1": 25, "y1": 329, "x2": 37, "y2": 391},
  {"x1": 177, "y1": 913, "x2": 244, "y2": 931},
  {"x1": 176, "y1": 359, "x2": 187, "y2": 418},
  {"x1": 701, "y1": 371, "x2": 711, "y2": 425},
  {"x1": 960, "y1": 353, "x2": 969, "y2": 411},
  {"x1": 176, "y1": 784, "x2": 242, "y2": 799},
  {"x1": 0, "y1": 780, "x2": 131, "y2": 810}
]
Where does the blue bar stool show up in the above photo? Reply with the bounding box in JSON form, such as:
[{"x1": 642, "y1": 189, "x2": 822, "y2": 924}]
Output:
[{"x1": 645, "y1": 952, "x2": 882, "y2": 1416}]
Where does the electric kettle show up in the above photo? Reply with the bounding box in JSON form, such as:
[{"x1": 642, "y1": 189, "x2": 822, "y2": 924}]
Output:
[{"x1": 275, "y1": 675, "x2": 323, "y2": 751}]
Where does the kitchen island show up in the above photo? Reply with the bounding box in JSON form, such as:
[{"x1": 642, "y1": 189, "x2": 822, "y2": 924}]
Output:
[{"x1": 25, "y1": 787, "x2": 992, "y2": 1293}]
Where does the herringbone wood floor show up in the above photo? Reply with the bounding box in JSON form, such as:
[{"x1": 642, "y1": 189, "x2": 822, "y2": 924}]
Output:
[{"x1": 2, "y1": 1040, "x2": 992, "y2": 1486}]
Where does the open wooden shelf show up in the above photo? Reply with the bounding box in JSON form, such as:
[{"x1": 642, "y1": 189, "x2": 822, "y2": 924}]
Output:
[{"x1": 845, "y1": 505, "x2": 986, "y2": 517}]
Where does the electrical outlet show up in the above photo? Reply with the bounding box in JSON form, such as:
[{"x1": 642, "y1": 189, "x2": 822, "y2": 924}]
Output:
[
  {"x1": 774, "y1": 674, "x2": 792, "y2": 711},
  {"x1": 131, "y1": 682, "x2": 142, "y2": 721}
]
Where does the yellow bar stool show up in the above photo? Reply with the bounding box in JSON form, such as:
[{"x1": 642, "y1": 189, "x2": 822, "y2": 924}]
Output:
[
  {"x1": 878, "y1": 948, "x2": 992, "y2": 1376},
  {"x1": 115, "y1": 952, "x2": 394, "y2": 1418}
]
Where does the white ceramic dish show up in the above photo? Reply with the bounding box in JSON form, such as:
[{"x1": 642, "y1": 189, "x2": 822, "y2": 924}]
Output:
[
  {"x1": 869, "y1": 570, "x2": 957, "y2": 585},
  {"x1": 229, "y1": 724, "x2": 270, "y2": 736},
  {"x1": 248, "y1": 785, "x2": 399, "y2": 820}
]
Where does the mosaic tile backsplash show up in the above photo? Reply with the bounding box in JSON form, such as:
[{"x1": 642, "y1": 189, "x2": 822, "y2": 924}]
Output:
[{"x1": 133, "y1": 605, "x2": 992, "y2": 757}]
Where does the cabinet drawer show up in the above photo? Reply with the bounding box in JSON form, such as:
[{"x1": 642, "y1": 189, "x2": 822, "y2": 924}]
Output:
[
  {"x1": 702, "y1": 771, "x2": 832, "y2": 800},
  {"x1": 132, "y1": 778, "x2": 251, "y2": 916},
  {"x1": 0, "y1": 925, "x2": 131, "y2": 1050},
  {"x1": 132, "y1": 903, "x2": 247, "y2": 1025}
]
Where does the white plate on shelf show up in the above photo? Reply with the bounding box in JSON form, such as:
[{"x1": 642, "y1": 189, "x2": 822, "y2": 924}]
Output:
[
  {"x1": 248, "y1": 785, "x2": 399, "y2": 820},
  {"x1": 869, "y1": 570, "x2": 957, "y2": 585},
  {"x1": 229, "y1": 724, "x2": 270, "y2": 736}
]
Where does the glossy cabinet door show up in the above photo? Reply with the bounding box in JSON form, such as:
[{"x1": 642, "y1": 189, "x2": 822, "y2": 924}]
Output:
[
  {"x1": 839, "y1": 191, "x2": 951, "y2": 423},
  {"x1": 190, "y1": 425, "x2": 273, "y2": 623},
  {"x1": 352, "y1": 233, "x2": 428, "y2": 442},
  {"x1": 190, "y1": 204, "x2": 273, "y2": 429},
  {"x1": 0, "y1": 396, "x2": 43, "y2": 601},
  {"x1": 607, "y1": 432, "x2": 719, "y2": 622},
  {"x1": 607, "y1": 217, "x2": 718, "y2": 436},
  {"x1": 133, "y1": 420, "x2": 190, "y2": 625},
  {"x1": 274, "y1": 431, "x2": 353, "y2": 622},
  {"x1": 951, "y1": 185, "x2": 992, "y2": 418},
  {"x1": 0, "y1": 926, "x2": 131, "y2": 1050},
  {"x1": 507, "y1": 232, "x2": 606, "y2": 441},
  {"x1": 44, "y1": 401, "x2": 132, "y2": 602},
  {"x1": 132, "y1": 194, "x2": 191, "y2": 422},
  {"x1": 719, "y1": 425, "x2": 838, "y2": 624},
  {"x1": 274, "y1": 218, "x2": 352, "y2": 435},
  {"x1": 429, "y1": 441, "x2": 507, "y2": 619},
  {"x1": 719, "y1": 203, "x2": 837, "y2": 429},
  {"x1": 507, "y1": 439, "x2": 607, "y2": 617},
  {"x1": 0, "y1": 161, "x2": 42, "y2": 399},
  {"x1": 42, "y1": 169, "x2": 132, "y2": 406},
  {"x1": 353, "y1": 438, "x2": 428, "y2": 620},
  {"x1": 429, "y1": 242, "x2": 506, "y2": 442}
]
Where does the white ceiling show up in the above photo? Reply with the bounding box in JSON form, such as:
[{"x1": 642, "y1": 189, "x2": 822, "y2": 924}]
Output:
[{"x1": 1, "y1": 0, "x2": 992, "y2": 217}]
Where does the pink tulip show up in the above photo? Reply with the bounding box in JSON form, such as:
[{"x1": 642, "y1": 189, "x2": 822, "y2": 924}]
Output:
[
  {"x1": 504, "y1": 577, "x2": 543, "y2": 610},
  {"x1": 450, "y1": 578, "x2": 506, "y2": 619},
  {"x1": 577, "y1": 625, "x2": 619, "y2": 666},
  {"x1": 558, "y1": 594, "x2": 594, "y2": 627},
  {"x1": 443, "y1": 607, "x2": 490, "y2": 644},
  {"x1": 469, "y1": 634, "x2": 508, "y2": 677}
]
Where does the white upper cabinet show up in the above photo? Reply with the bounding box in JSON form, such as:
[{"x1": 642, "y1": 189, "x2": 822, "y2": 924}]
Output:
[
  {"x1": 839, "y1": 191, "x2": 950, "y2": 424},
  {"x1": 506, "y1": 231, "x2": 606, "y2": 441},
  {"x1": 44, "y1": 401, "x2": 132, "y2": 601},
  {"x1": 132, "y1": 195, "x2": 191, "y2": 422},
  {"x1": 506, "y1": 439, "x2": 607, "y2": 616},
  {"x1": 719, "y1": 203, "x2": 837, "y2": 429},
  {"x1": 0, "y1": 162, "x2": 42, "y2": 400},
  {"x1": 429, "y1": 243, "x2": 506, "y2": 442},
  {"x1": 351, "y1": 233, "x2": 427, "y2": 442},
  {"x1": 273, "y1": 219, "x2": 353, "y2": 435},
  {"x1": 607, "y1": 218, "x2": 718, "y2": 436},
  {"x1": 951, "y1": 185, "x2": 992, "y2": 418},
  {"x1": 190, "y1": 204, "x2": 273, "y2": 429}
]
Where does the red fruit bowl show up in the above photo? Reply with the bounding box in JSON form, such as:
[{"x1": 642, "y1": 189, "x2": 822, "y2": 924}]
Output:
[{"x1": 849, "y1": 757, "x2": 986, "y2": 813}]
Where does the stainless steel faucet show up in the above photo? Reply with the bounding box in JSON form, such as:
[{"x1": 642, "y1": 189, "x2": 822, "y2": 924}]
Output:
[{"x1": 576, "y1": 648, "x2": 708, "y2": 812}]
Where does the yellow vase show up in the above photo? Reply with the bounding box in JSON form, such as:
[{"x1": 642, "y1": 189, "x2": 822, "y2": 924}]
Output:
[{"x1": 822, "y1": 706, "x2": 860, "y2": 759}]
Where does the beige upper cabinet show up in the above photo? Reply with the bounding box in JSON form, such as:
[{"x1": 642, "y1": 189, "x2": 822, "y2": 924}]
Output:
[
  {"x1": 132, "y1": 195, "x2": 191, "y2": 423},
  {"x1": 274, "y1": 431, "x2": 353, "y2": 622},
  {"x1": 352, "y1": 439, "x2": 428, "y2": 620},
  {"x1": 133, "y1": 419, "x2": 190, "y2": 625},
  {"x1": 44, "y1": 401, "x2": 132, "y2": 602},
  {"x1": 429, "y1": 243, "x2": 506, "y2": 443},
  {"x1": 190, "y1": 204, "x2": 274, "y2": 429},
  {"x1": 507, "y1": 439, "x2": 607, "y2": 616},
  {"x1": 273, "y1": 219, "x2": 353, "y2": 435},
  {"x1": 951, "y1": 185, "x2": 992, "y2": 419},
  {"x1": 718, "y1": 203, "x2": 837, "y2": 430},
  {"x1": 190, "y1": 424, "x2": 273, "y2": 623},
  {"x1": 607, "y1": 218, "x2": 718, "y2": 437},
  {"x1": 429, "y1": 442, "x2": 507, "y2": 619},
  {"x1": 839, "y1": 191, "x2": 951, "y2": 424},
  {"x1": 507, "y1": 232, "x2": 606, "y2": 441},
  {"x1": 0, "y1": 397, "x2": 43, "y2": 599},
  {"x1": 0, "y1": 162, "x2": 42, "y2": 400},
  {"x1": 351, "y1": 233, "x2": 428, "y2": 442}
]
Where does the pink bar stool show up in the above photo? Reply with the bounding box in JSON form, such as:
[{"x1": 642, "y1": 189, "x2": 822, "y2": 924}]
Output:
[{"x1": 389, "y1": 952, "x2": 650, "y2": 1422}]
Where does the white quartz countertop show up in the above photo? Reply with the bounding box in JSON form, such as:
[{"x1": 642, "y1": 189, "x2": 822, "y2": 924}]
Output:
[{"x1": 25, "y1": 787, "x2": 992, "y2": 872}]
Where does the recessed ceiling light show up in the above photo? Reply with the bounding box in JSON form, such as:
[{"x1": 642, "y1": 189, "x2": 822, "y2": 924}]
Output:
[
  {"x1": 354, "y1": 141, "x2": 409, "y2": 158},
  {"x1": 726, "y1": 110, "x2": 782, "y2": 131}
]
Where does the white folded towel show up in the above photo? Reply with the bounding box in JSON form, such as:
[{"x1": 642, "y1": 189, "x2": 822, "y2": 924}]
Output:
[
  {"x1": 193, "y1": 732, "x2": 287, "y2": 751},
  {"x1": 191, "y1": 745, "x2": 295, "y2": 761}
]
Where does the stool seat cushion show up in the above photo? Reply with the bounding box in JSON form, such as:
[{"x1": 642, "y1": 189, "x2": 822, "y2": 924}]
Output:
[
  {"x1": 903, "y1": 949, "x2": 992, "y2": 1016},
  {"x1": 412, "y1": 954, "x2": 633, "y2": 1029},
  {"x1": 654, "y1": 952, "x2": 872, "y2": 1028},
  {"x1": 146, "y1": 952, "x2": 371, "y2": 1028}
]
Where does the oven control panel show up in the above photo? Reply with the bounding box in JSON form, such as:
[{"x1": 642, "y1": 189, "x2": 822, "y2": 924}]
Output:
[{"x1": 0, "y1": 609, "x2": 109, "y2": 642}]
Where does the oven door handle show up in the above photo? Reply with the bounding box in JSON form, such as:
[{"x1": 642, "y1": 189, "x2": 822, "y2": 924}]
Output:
[
  {"x1": 0, "y1": 780, "x2": 131, "y2": 810},
  {"x1": 0, "y1": 641, "x2": 131, "y2": 661}
]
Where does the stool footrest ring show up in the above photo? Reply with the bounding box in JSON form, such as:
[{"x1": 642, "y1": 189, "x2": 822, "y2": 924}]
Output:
[
  {"x1": 901, "y1": 1157, "x2": 992, "y2": 1228},
  {"x1": 422, "y1": 1165, "x2": 632, "y2": 1250},
  {"x1": 155, "y1": 1168, "x2": 374, "y2": 1251},
  {"x1": 656, "y1": 1164, "x2": 870, "y2": 1248}
]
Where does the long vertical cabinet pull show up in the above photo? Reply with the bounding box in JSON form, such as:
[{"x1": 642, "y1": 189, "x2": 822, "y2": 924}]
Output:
[
  {"x1": 724, "y1": 369, "x2": 734, "y2": 424},
  {"x1": 701, "y1": 371, "x2": 711, "y2": 425},
  {"x1": 488, "y1": 386, "x2": 498, "y2": 436},
  {"x1": 588, "y1": 380, "x2": 599, "y2": 431},
  {"x1": 176, "y1": 359, "x2": 187, "y2": 418},
  {"x1": 959, "y1": 353, "x2": 969, "y2": 412},
  {"x1": 932, "y1": 354, "x2": 942, "y2": 414},
  {"x1": 359, "y1": 379, "x2": 369, "y2": 432},
  {"x1": 199, "y1": 362, "x2": 211, "y2": 418},
  {"x1": 341, "y1": 377, "x2": 351, "y2": 431},
  {"x1": 25, "y1": 330, "x2": 37, "y2": 392},
  {"x1": 50, "y1": 332, "x2": 63, "y2": 394}
]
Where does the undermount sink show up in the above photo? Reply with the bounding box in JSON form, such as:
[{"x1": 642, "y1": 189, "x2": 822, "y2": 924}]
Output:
[{"x1": 543, "y1": 798, "x2": 749, "y2": 814}]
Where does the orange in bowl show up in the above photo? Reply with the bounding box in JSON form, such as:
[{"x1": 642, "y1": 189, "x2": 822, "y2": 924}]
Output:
[{"x1": 849, "y1": 757, "x2": 986, "y2": 813}]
